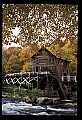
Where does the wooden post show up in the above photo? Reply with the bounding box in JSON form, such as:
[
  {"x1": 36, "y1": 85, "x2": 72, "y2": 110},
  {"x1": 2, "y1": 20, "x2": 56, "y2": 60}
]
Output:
[
  {"x1": 61, "y1": 76, "x2": 63, "y2": 82},
  {"x1": 19, "y1": 84, "x2": 21, "y2": 91},
  {"x1": 37, "y1": 72, "x2": 38, "y2": 89},
  {"x1": 28, "y1": 83, "x2": 29, "y2": 89},
  {"x1": 32, "y1": 83, "x2": 33, "y2": 90},
  {"x1": 46, "y1": 74, "x2": 48, "y2": 84},
  {"x1": 21, "y1": 73, "x2": 22, "y2": 82},
  {"x1": 75, "y1": 76, "x2": 77, "y2": 82},
  {"x1": 67, "y1": 62, "x2": 70, "y2": 76},
  {"x1": 67, "y1": 76, "x2": 70, "y2": 93},
  {"x1": 28, "y1": 72, "x2": 30, "y2": 89}
]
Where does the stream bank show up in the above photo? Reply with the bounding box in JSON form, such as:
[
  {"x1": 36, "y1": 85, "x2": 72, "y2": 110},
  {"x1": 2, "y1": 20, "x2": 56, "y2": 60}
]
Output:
[{"x1": 2, "y1": 88, "x2": 77, "y2": 116}]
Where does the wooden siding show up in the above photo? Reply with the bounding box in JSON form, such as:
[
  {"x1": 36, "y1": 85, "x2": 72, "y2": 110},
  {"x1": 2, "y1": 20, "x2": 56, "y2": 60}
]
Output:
[{"x1": 31, "y1": 47, "x2": 69, "y2": 82}]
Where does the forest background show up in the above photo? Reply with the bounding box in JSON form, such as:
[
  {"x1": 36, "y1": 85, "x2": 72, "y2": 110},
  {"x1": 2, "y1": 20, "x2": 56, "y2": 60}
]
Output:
[{"x1": 2, "y1": 4, "x2": 78, "y2": 76}]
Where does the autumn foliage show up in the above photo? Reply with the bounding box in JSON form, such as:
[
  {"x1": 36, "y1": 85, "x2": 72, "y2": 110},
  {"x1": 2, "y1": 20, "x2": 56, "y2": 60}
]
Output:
[
  {"x1": 2, "y1": 38, "x2": 77, "y2": 76},
  {"x1": 2, "y1": 4, "x2": 78, "y2": 76}
]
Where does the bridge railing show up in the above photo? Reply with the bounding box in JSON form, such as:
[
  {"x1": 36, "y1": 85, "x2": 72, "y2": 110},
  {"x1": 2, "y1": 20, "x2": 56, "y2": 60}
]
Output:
[
  {"x1": 2, "y1": 71, "x2": 51, "y2": 89},
  {"x1": 62, "y1": 76, "x2": 77, "y2": 82},
  {"x1": 4, "y1": 71, "x2": 50, "y2": 78}
]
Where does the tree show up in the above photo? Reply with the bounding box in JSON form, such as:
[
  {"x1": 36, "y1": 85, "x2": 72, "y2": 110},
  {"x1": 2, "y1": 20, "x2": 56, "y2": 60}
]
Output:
[
  {"x1": 5, "y1": 54, "x2": 22, "y2": 73},
  {"x1": 2, "y1": 59, "x2": 7, "y2": 76},
  {"x1": 69, "y1": 61, "x2": 77, "y2": 75},
  {"x1": 47, "y1": 38, "x2": 77, "y2": 75},
  {"x1": 19, "y1": 47, "x2": 31, "y2": 63},
  {"x1": 21, "y1": 62, "x2": 32, "y2": 72},
  {"x1": 19, "y1": 45, "x2": 39, "y2": 67},
  {"x1": 6, "y1": 47, "x2": 22, "y2": 59},
  {"x1": 2, "y1": 45, "x2": 39, "y2": 74},
  {"x1": 2, "y1": 47, "x2": 8, "y2": 75},
  {"x1": 2, "y1": 4, "x2": 78, "y2": 47}
]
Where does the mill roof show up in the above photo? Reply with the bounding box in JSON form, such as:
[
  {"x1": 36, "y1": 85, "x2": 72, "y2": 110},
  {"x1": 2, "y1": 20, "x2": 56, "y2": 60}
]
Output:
[{"x1": 31, "y1": 47, "x2": 70, "y2": 63}]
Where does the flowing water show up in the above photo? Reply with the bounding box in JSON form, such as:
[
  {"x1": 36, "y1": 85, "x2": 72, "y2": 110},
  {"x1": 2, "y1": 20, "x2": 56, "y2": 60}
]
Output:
[
  {"x1": 2, "y1": 97, "x2": 77, "y2": 116},
  {"x1": 58, "y1": 83, "x2": 67, "y2": 100}
]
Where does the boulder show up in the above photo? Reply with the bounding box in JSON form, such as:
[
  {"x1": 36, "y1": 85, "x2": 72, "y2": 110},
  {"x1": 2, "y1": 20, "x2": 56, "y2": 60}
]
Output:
[
  {"x1": 37, "y1": 97, "x2": 47, "y2": 104},
  {"x1": 65, "y1": 102, "x2": 77, "y2": 107},
  {"x1": 65, "y1": 103, "x2": 73, "y2": 106},
  {"x1": 43, "y1": 98, "x2": 53, "y2": 105},
  {"x1": 23, "y1": 96, "x2": 31, "y2": 103},
  {"x1": 52, "y1": 97, "x2": 60, "y2": 103},
  {"x1": 36, "y1": 97, "x2": 53, "y2": 105}
]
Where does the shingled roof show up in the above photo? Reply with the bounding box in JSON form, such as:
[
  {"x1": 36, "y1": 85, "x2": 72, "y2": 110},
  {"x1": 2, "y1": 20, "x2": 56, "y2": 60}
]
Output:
[{"x1": 31, "y1": 47, "x2": 70, "y2": 63}]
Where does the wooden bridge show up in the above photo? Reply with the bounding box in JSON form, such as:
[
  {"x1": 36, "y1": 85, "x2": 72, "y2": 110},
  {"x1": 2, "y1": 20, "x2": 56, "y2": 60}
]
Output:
[
  {"x1": 2, "y1": 72, "x2": 50, "y2": 89},
  {"x1": 2, "y1": 72, "x2": 77, "y2": 91}
]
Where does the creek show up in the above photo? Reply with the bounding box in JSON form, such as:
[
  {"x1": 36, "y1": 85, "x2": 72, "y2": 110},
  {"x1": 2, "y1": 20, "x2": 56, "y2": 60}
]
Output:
[{"x1": 2, "y1": 96, "x2": 77, "y2": 116}]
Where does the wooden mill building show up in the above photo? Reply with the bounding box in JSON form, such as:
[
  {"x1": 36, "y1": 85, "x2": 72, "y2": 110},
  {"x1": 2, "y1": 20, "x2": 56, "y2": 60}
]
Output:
[{"x1": 31, "y1": 47, "x2": 70, "y2": 88}]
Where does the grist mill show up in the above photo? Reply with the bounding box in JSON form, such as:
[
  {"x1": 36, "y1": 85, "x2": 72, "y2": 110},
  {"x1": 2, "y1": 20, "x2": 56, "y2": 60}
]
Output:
[{"x1": 31, "y1": 46, "x2": 70, "y2": 90}]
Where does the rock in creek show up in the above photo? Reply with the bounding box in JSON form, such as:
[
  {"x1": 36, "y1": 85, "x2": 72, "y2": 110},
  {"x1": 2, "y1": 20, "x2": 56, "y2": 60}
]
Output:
[
  {"x1": 36, "y1": 97, "x2": 53, "y2": 105},
  {"x1": 22, "y1": 96, "x2": 31, "y2": 103}
]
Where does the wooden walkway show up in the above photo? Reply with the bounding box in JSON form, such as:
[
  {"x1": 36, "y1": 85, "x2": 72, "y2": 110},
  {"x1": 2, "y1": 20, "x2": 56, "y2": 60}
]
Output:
[
  {"x1": 2, "y1": 72, "x2": 77, "y2": 90},
  {"x1": 2, "y1": 72, "x2": 50, "y2": 88}
]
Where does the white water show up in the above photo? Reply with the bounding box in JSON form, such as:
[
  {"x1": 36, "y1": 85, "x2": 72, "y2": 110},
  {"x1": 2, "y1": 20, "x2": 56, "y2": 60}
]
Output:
[{"x1": 2, "y1": 98, "x2": 77, "y2": 116}]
